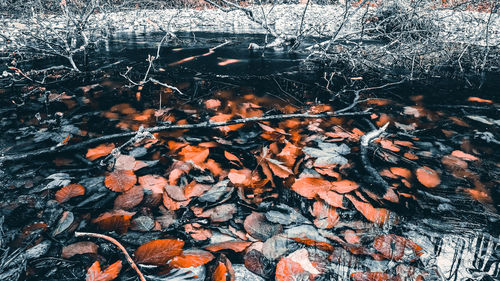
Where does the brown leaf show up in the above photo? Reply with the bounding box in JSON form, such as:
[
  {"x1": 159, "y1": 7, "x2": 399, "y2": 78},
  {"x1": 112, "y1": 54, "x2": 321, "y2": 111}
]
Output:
[
  {"x1": 169, "y1": 249, "x2": 214, "y2": 268},
  {"x1": 291, "y1": 177, "x2": 331, "y2": 199},
  {"x1": 104, "y1": 170, "x2": 137, "y2": 192},
  {"x1": 62, "y1": 241, "x2": 98, "y2": 259},
  {"x1": 139, "y1": 174, "x2": 167, "y2": 195},
  {"x1": 55, "y1": 184, "x2": 85, "y2": 203},
  {"x1": 197, "y1": 204, "x2": 237, "y2": 222},
  {"x1": 114, "y1": 185, "x2": 144, "y2": 209},
  {"x1": 86, "y1": 260, "x2": 122, "y2": 281},
  {"x1": 86, "y1": 143, "x2": 115, "y2": 161},
  {"x1": 134, "y1": 239, "x2": 184, "y2": 265},
  {"x1": 244, "y1": 212, "x2": 282, "y2": 241},
  {"x1": 228, "y1": 168, "x2": 252, "y2": 186},
  {"x1": 415, "y1": 166, "x2": 441, "y2": 188}
]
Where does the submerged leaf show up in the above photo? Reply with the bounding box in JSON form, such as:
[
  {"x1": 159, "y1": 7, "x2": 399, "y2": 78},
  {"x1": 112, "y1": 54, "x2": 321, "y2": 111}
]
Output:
[{"x1": 134, "y1": 239, "x2": 184, "y2": 265}]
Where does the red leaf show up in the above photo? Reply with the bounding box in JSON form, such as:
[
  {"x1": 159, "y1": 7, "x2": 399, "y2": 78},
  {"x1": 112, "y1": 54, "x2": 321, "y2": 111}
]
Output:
[
  {"x1": 105, "y1": 170, "x2": 137, "y2": 192},
  {"x1": 291, "y1": 177, "x2": 331, "y2": 199},
  {"x1": 169, "y1": 249, "x2": 214, "y2": 268},
  {"x1": 86, "y1": 143, "x2": 115, "y2": 161},
  {"x1": 134, "y1": 239, "x2": 184, "y2": 265},
  {"x1": 415, "y1": 166, "x2": 441, "y2": 188},
  {"x1": 86, "y1": 260, "x2": 122, "y2": 281},
  {"x1": 55, "y1": 184, "x2": 85, "y2": 203}
]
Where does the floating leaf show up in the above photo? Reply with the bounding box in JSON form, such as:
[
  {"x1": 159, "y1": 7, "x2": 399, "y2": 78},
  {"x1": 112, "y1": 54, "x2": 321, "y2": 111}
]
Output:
[
  {"x1": 415, "y1": 166, "x2": 441, "y2": 188},
  {"x1": 86, "y1": 260, "x2": 122, "y2": 281},
  {"x1": 169, "y1": 249, "x2": 214, "y2": 268},
  {"x1": 451, "y1": 150, "x2": 479, "y2": 161},
  {"x1": 291, "y1": 177, "x2": 331, "y2": 199},
  {"x1": 86, "y1": 143, "x2": 115, "y2": 161},
  {"x1": 104, "y1": 170, "x2": 137, "y2": 192},
  {"x1": 346, "y1": 195, "x2": 389, "y2": 225},
  {"x1": 134, "y1": 239, "x2": 184, "y2": 265},
  {"x1": 55, "y1": 184, "x2": 85, "y2": 203}
]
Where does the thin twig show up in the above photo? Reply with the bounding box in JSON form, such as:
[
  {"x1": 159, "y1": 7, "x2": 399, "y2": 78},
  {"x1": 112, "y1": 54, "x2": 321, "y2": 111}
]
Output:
[
  {"x1": 0, "y1": 111, "x2": 370, "y2": 163},
  {"x1": 74, "y1": 231, "x2": 146, "y2": 281}
]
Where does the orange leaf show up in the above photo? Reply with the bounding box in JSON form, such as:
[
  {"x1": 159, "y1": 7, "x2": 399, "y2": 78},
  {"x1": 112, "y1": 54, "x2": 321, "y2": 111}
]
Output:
[
  {"x1": 451, "y1": 150, "x2": 478, "y2": 161},
  {"x1": 169, "y1": 249, "x2": 214, "y2": 268},
  {"x1": 228, "y1": 168, "x2": 252, "y2": 186},
  {"x1": 205, "y1": 241, "x2": 252, "y2": 252},
  {"x1": 86, "y1": 260, "x2": 122, "y2": 281},
  {"x1": 213, "y1": 261, "x2": 229, "y2": 281},
  {"x1": 291, "y1": 177, "x2": 331, "y2": 199},
  {"x1": 415, "y1": 166, "x2": 441, "y2": 188},
  {"x1": 86, "y1": 143, "x2": 115, "y2": 161},
  {"x1": 275, "y1": 257, "x2": 309, "y2": 281},
  {"x1": 277, "y1": 141, "x2": 301, "y2": 167},
  {"x1": 205, "y1": 99, "x2": 221, "y2": 109},
  {"x1": 311, "y1": 201, "x2": 339, "y2": 229},
  {"x1": 317, "y1": 190, "x2": 345, "y2": 208},
  {"x1": 389, "y1": 167, "x2": 412, "y2": 179},
  {"x1": 178, "y1": 145, "x2": 209, "y2": 165},
  {"x1": 55, "y1": 184, "x2": 85, "y2": 203},
  {"x1": 346, "y1": 194, "x2": 389, "y2": 225},
  {"x1": 467, "y1": 96, "x2": 493, "y2": 103},
  {"x1": 266, "y1": 159, "x2": 293, "y2": 178},
  {"x1": 104, "y1": 170, "x2": 137, "y2": 192},
  {"x1": 218, "y1": 58, "x2": 242, "y2": 66},
  {"x1": 134, "y1": 239, "x2": 184, "y2": 265},
  {"x1": 330, "y1": 180, "x2": 359, "y2": 194},
  {"x1": 92, "y1": 210, "x2": 135, "y2": 234},
  {"x1": 210, "y1": 113, "x2": 244, "y2": 133},
  {"x1": 224, "y1": 151, "x2": 242, "y2": 165},
  {"x1": 373, "y1": 234, "x2": 422, "y2": 261}
]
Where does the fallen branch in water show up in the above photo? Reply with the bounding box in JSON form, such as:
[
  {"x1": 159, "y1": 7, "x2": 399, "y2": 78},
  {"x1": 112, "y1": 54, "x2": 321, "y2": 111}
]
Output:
[
  {"x1": 0, "y1": 111, "x2": 370, "y2": 163},
  {"x1": 75, "y1": 231, "x2": 146, "y2": 281},
  {"x1": 360, "y1": 122, "x2": 390, "y2": 195}
]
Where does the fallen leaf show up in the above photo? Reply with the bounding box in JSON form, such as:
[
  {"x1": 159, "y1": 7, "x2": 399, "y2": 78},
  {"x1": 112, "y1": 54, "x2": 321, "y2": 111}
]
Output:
[
  {"x1": 92, "y1": 210, "x2": 136, "y2": 234},
  {"x1": 205, "y1": 241, "x2": 252, "y2": 252},
  {"x1": 86, "y1": 143, "x2": 115, "y2": 161},
  {"x1": 244, "y1": 212, "x2": 282, "y2": 241},
  {"x1": 291, "y1": 177, "x2": 331, "y2": 199},
  {"x1": 389, "y1": 167, "x2": 412, "y2": 179},
  {"x1": 55, "y1": 184, "x2": 85, "y2": 203},
  {"x1": 169, "y1": 249, "x2": 214, "y2": 268},
  {"x1": 205, "y1": 99, "x2": 222, "y2": 109},
  {"x1": 311, "y1": 201, "x2": 339, "y2": 229},
  {"x1": 114, "y1": 185, "x2": 144, "y2": 209},
  {"x1": 134, "y1": 239, "x2": 184, "y2": 265},
  {"x1": 86, "y1": 260, "x2": 122, "y2": 281},
  {"x1": 104, "y1": 170, "x2": 137, "y2": 192},
  {"x1": 218, "y1": 58, "x2": 242, "y2": 66},
  {"x1": 350, "y1": 272, "x2": 398, "y2": 281},
  {"x1": 62, "y1": 241, "x2": 98, "y2": 259},
  {"x1": 415, "y1": 166, "x2": 441, "y2": 188},
  {"x1": 373, "y1": 234, "x2": 422, "y2": 261},
  {"x1": 346, "y1": 194, "x2": 389, "y2": 225},
  {"x1": 228, "y1": 168, "x2": 252, "y2": 186},
  {"x1": 330, "y1": 180, "x2": 359, "y2": 194},
  {"x1": 178, "y1": 145, "x2": 209, "y2": 165},
  {"x1": 451, "y1": 150, "x2": 479, "y2": 161},
  {"x1": 467, "y1": 96, "x2": 493, "y2": 103}
]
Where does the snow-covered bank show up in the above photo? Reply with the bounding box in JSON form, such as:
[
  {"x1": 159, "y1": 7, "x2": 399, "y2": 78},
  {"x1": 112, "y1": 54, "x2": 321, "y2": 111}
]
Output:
[{"x1": 1, "y1": 4, "x2": 498, "y2": 49}]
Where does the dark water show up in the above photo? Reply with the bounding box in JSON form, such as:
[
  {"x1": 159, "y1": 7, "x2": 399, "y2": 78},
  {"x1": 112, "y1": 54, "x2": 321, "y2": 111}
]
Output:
[{"x1": 1, "y1": 32, "x2": 499, "y2": 281}]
